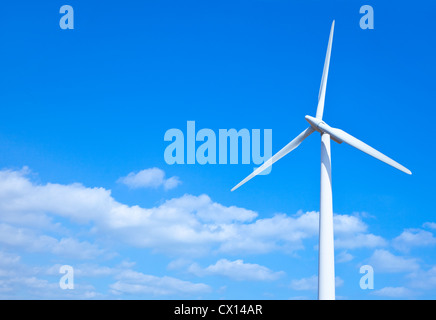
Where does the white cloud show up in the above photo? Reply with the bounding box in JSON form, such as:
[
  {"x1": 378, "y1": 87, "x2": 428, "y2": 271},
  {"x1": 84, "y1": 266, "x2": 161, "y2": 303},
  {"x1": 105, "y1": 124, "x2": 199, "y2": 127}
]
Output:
[
  {"x1": 0, "y1": 169, "x2": 254, "y2": 255},
  {"x1": 0, "y1": 168, "x2": 388, "y2": 257},
  {"x1": 216, "y1": 212, "x2": 319, "y2": 254},
  {"x1": 188, "y1": 259, "x2": 284, "y2": 281},
  {"x1": 0, "y1": 251, "x2": 21, "y2": 267},
  {"x1": 0, "y1": 167, "x2": 427, "y2": 299},
  {"x1": 372, "y1": 286, "x2": 414, "y2": 298},
  {"x1": 407, "y1": 265, "x2": 436, "y2": 290},
  {"x1": 110, "y1": 270, "x2": 211, "y2": 296},
  {"x1": 0, "y1": 223, "x2": 105, "y2": 260},
  {"x1": 290, "y1": 275, "x2": 318, "y2": 291},
  {"x1": 335, "y1": 277, "x2": 344, "y2": 288},
  {"x1": 46, "y1": 263, "x2": 119, "y2": 278},
  {"x1": 290, "y1": 275, "x2": 343, "y2": 291},
  {"x1": 392, "y1": 228, "x2": 436, "y2": 253},
  {"x1": 0, "y1": 249, "x2": 101, "y2": 299},
  {"x1": 0, "y1": 248, "x2": 209, "y2": 299},
  {"x1": 0, "y1": 251, "x2": 23, "y2": 279},
  {"x1": 214, "y1": 211, "x2": 384, "y2": 254},
  {"x1": 333, "y1": 214, "x2": 387, "y2": 249},
  {"x1": 0, "y1": 275, "x2": 100, "y2": 299},
  {"x1": 335, "y1": 233, "x2": 387, "y2": 249},
  {"x1": 167, "y1": 258, "x2": 192, "y2": 271},
  {"x1": 117, "y1": 168, "x2": 181, "y2": 190},
  {"x1": 423, "y1": 222, "x2": 436, "y2": 230},
  {"x1": 334, "y1": 214, "x2": 368, "y2": 235},
  {"x1": 368, "y1": 249, "x2": 420, "y2": 273},
  {"x1": 336, "y1": 251, "x2": 353, "y2": 263},
  {"x1": 65, "y1": 261, "x2": 212, "y2": 298}
]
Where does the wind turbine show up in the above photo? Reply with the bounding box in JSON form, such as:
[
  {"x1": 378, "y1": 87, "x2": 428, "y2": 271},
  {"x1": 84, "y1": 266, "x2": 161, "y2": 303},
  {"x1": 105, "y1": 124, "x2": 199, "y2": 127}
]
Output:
[{"x1": 231, "y1": 20, "x2": 411, "y2": 300}]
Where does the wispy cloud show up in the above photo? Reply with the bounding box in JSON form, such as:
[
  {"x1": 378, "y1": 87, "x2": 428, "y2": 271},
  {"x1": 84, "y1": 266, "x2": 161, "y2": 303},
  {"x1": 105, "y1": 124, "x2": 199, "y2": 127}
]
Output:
[
  {"x1": 0, "y1": 223, "x2": 106, "y2": 260},
  {"x1": 336, "y1": 251, "x2": 353, "y2": 263},
  {"x1": 392, "y1": 228, "x2": 436, "y2": 253},
  {"x1": 0, "y1": 249, "x2": 101, "y2": 299},
  {"x1": 423, "y1": 222, "x2": 436, "y2": 230},
  {"x1": 368, "y1": 249, "x2": 420, "y2": 273},
  {"x1": 117, "y1": 167, "x2": 181, "y2": 190},
  {"x1": 406, "y1": 265, "x2": 436, "y2": 291},
  {"x1": 290, "y1": 275, "x2": 343, "y2": 291},
  {"x1": 372, "y1": 286, "x2": 414, "y2": 299},
  {"x1": 333, "y1": 214, "x2": 387, "y2": 249},
  {"x1": 110, "y1": 270, "x2": 211, "y2": 296},
  {"x1": 290, "y1": 275, "x2": 318, "y2": 291},
  {"x1": 188, "y1": 259, "x2": 284, "y2": 281}
]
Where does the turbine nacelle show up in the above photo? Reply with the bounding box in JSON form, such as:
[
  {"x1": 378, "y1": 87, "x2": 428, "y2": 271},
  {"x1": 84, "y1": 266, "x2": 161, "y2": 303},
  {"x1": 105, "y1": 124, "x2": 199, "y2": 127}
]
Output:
[
  {"x1": 305, "y1": 115, "x2": 325, "y2": 132},
  {"x1": 305, "y1": 115, "x2": 343, "y2": 144}
]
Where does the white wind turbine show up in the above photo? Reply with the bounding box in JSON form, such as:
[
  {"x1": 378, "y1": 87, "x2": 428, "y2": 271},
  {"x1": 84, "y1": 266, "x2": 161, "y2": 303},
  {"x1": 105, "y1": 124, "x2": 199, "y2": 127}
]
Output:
[{"x1": 231, "y1": 21, "x2": 411, "y2": 300}]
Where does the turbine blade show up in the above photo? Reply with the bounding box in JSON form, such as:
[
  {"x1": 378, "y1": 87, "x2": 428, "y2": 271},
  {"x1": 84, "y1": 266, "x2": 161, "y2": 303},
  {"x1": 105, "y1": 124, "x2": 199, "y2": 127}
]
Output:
[
  {"x1": 315, "y1": 20, "x2": 335, "y2": 120},
  {"x1": 231, "y1": 127, "x2": 315, "y2": 191},
  {"x1": 322, "y1": 125, "x2": 412, "y2": 175}
]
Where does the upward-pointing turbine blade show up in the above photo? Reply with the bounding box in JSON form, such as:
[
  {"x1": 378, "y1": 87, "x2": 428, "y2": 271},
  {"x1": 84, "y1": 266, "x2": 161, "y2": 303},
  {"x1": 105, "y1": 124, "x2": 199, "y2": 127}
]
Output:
[
  {"x1": 320, "y1": 124, "x2": 412, "y2": 175},
  {"x1": 315, "y1": 20, "x2": 335, "y2": 120},
  {"x1": 231, "y1": 127, "x2": 315, "y2": 192}
]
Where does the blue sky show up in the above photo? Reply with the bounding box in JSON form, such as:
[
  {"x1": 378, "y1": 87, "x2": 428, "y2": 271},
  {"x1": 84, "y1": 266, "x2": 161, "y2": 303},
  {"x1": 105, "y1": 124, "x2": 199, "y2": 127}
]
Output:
[{"x1": 0, "y1": 0, "x2": 435, "y2": 299}]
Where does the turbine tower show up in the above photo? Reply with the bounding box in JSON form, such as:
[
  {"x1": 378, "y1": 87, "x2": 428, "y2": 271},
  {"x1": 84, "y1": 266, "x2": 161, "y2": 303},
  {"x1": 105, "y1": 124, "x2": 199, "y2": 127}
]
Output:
[{"x1": 231, "y1": 20, "x2": 411, "y2": 300}]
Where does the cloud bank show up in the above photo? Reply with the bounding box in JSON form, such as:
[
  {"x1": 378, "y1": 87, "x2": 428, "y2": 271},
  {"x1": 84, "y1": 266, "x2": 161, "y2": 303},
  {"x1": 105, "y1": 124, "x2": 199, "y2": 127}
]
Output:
[{"x1": 2, "y1": 167, "x2": 430, "y2": 299}]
